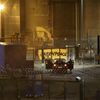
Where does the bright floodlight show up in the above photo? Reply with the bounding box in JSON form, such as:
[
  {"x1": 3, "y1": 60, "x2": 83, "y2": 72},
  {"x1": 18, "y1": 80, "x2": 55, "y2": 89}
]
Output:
[{"x1": 0, "y1": 4, "x2": 4, "y2": 11}]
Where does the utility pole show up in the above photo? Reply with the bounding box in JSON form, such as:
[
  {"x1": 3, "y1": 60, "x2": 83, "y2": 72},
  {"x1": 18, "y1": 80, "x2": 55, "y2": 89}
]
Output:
[
  {"x1": 1, "y1": 11, "x2": 4, "y2": 41},
  {"x1": 0, "y1": 4, "x2": 5, "y2": 42}
]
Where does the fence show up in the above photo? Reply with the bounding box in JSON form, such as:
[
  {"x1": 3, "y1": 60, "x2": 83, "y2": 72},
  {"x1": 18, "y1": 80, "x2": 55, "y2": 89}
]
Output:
[{"x1": 0, "y1": 76, "x2": 82, "y2": 100}]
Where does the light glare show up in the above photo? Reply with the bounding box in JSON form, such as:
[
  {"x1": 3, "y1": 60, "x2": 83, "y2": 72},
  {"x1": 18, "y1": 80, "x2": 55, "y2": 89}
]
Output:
[{"x1": 0, "y1": 4, "x2": 4, "y2": 11}]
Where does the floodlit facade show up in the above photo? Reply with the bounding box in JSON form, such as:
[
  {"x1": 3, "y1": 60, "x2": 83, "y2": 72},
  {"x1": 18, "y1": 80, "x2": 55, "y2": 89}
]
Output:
[{"x1": 1, "y1": 0, "x2": 100, "y2": 50}]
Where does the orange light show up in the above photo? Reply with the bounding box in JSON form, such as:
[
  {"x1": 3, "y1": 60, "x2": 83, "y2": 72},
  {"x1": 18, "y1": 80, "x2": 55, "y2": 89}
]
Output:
[
  {"x1": 64, "y1": 64, "x2": 67, "y2": 67},
  {"x1": 0, "y1": 4, "x2": 4, "y2": 11},
  {"x1": 54, "y1": 64, "x2": 56, "y2": 67}
]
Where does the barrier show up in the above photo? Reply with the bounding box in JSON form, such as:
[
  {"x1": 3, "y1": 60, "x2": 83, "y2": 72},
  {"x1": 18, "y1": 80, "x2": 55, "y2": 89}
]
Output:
[{"x1": 0, "y1": 78, "x2": 81, "y2": 100}]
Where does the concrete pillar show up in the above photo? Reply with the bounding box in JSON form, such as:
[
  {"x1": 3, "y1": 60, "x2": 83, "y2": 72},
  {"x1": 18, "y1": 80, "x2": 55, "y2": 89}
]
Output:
[{"x1": 84, "y1": 0, "x2": 100, "y2": 38}]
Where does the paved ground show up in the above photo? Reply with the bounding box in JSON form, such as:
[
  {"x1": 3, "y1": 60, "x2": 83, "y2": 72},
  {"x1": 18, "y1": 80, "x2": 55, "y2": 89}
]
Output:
[
  {"x1": 0, "y1": 61, "x2": 100, "y2": 100},
  {"x1": 34, "y1": 61, "x2": 100, "y2": 100}
]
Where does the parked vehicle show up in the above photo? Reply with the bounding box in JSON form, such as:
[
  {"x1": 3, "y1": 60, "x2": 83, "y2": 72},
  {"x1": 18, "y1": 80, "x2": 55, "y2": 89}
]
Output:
[{"x1": 45, "y1": 58, "x2": 74, "y2": 73}]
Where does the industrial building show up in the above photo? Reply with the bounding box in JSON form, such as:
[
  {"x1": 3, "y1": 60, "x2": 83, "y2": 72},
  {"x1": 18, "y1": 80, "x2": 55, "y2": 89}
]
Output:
[{"x1": 0, "y1": 0, "x2": 99, "y2": 48}]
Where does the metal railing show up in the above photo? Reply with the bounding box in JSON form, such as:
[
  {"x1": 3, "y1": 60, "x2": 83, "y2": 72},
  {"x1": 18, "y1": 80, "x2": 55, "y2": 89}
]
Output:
[{"x1": 0, "y1": 74, "x2": 82, "y2": 100}]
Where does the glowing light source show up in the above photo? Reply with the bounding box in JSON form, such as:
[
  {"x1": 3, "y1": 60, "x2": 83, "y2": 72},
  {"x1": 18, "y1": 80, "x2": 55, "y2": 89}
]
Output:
[{"x1": 0, "y1": 4, "x2": 4, "y2": 11}]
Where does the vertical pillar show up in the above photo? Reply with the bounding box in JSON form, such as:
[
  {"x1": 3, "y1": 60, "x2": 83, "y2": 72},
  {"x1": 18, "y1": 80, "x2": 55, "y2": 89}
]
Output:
[
  {"x1": 20, "y1": 0, "x2": 26, "y2": 41},
  {"x1": 97, "y1": 35, "x2": 100, "y2": 64},
  {"x1": 1, "y1": 10, "x2": 5, "y2": 41},
  {"x1": 97, "y1": 35, "x2": 100, "y2": 55},
  {"x1": 42, "y1": 49, "x2": 44, "y2": 63}
]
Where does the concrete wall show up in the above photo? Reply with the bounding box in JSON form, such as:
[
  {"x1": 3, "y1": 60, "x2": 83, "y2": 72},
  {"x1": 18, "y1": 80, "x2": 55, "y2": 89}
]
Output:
[
  {"x1": 20, "y1": 0, "x2": 79, "y2": 46},
  {"x1": 4, "y1": 0, "x2": 20, "y2": 37},
  {"x1": 20, "y1": 0, "x2": 50, "y2": 46},
  {"x1": 84, "y1": 0, "x2": 100, "y2": 37},
  {"x1": 83, "y1": 0, "x2": 100, "y2": 50},
  {"x1": 2, "y1": 0, "x2": 100, "y2": 47}
]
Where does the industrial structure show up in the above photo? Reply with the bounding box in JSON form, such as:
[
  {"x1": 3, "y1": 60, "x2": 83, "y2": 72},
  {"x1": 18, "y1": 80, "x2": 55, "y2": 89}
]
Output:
[
  {"x1": 0, "y1": 0, "x2": 100, "y2": 58},
  {"x1": 0, "y1": 1, "x2": 100, "y2": 100}
]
